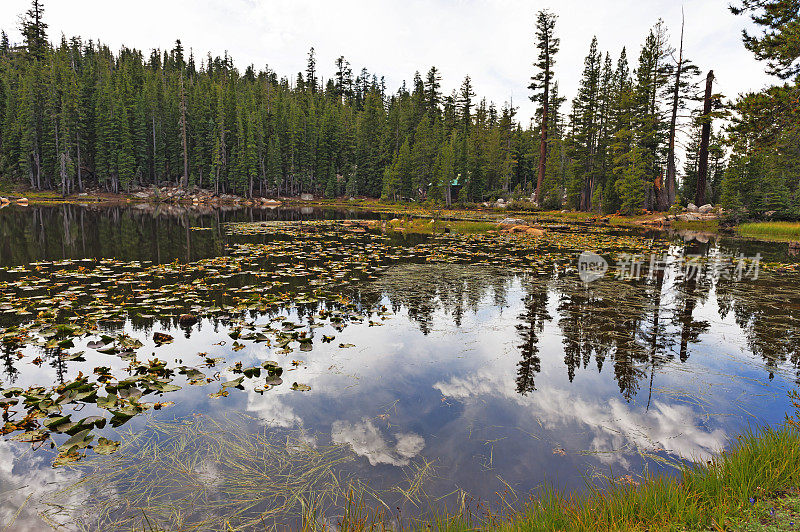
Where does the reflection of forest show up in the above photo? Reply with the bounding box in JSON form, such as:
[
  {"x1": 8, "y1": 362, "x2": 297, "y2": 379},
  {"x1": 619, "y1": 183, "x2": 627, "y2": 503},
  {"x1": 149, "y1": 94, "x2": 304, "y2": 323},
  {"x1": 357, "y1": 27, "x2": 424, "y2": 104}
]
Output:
[
  {"x1": 0, "y1": 205, "x2": 376, "y2": 266},
  {"x1": 0, "y1": 296, "x2": 376, "y2": 386},
  {"x1": 3, "y1": 213, "x2": 800, "y2": 401},
  {"x1": 716, "y1": 277, "x2": 800, "y2": 382},
  {"x1": 368, "y1": 246, "x2": 800, "y2": 402},
  {"x1": 369, "y1": 264, "x2": 511, "y2": 333}
]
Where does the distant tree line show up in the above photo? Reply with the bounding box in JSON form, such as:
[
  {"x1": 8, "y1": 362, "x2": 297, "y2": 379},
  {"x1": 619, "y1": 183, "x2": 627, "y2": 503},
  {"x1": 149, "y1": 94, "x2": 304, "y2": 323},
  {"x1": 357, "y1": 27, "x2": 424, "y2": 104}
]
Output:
[{"x1": 0, "y1": 1, "x2": 796, "y2": 216}]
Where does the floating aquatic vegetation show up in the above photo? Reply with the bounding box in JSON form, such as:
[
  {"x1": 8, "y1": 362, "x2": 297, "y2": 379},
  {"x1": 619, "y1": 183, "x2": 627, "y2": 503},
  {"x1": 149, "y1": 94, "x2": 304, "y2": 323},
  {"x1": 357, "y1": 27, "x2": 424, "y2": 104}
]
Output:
[{"x1": 1, "y1": 218, "x2": 799, "y2": 467}]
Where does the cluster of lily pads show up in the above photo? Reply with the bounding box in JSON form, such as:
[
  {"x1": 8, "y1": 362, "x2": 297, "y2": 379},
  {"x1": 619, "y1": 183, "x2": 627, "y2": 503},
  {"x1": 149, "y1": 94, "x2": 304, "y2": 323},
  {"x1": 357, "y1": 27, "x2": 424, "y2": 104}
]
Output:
[
  {"x1": 0, "y1": 323, "x2": 298, "y2": 466},
  {"x1": 1, "y1": 218, "x2": 796, "y2": 467},
  {"x1": 0, "y1": 225, "x2": 406, "y2": 465}
]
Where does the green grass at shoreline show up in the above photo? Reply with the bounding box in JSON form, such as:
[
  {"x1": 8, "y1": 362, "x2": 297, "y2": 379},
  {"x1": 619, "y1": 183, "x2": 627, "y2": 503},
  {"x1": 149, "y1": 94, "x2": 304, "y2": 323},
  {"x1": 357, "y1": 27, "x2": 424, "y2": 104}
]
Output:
[{"x1": 737, "y1": 222, "x2": 800, "y2": 242}]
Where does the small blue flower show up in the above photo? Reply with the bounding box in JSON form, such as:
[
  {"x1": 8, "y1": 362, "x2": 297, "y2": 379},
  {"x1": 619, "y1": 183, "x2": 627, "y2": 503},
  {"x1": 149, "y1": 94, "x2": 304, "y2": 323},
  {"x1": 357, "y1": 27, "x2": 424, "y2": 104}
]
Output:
[
  {"x1": 749, "y1": 498, "x2": 755, "y2": 504},
  {"x1": 770, "y1": 507, "x2": 775, "y2": 516}
]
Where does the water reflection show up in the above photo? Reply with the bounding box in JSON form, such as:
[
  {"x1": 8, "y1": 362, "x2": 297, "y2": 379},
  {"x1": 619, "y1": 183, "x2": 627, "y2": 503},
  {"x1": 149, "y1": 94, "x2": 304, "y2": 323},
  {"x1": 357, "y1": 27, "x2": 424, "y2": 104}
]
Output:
[
  {"x1": 516, "y1": 283, "x2": 549, "y2": 395},
  {"x1": 0, "y1": 204, "x2": 381, "y2": 266},
  {"x1": 361, "y1": 249, "x2": 800, "y2": 405},
  {"x1": 0, "y1": 206, "x2": 799, "y2": 529},
  {"x1": 0, "y1": 439, "x2": 84, "y2": 530}
]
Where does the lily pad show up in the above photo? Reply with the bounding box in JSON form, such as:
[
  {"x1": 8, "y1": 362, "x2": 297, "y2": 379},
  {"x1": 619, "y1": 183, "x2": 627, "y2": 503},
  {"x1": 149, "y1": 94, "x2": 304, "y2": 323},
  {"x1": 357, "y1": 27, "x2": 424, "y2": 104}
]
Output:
[{"x1": 95, "y1": 437, "x2": 121, "y2": 455}]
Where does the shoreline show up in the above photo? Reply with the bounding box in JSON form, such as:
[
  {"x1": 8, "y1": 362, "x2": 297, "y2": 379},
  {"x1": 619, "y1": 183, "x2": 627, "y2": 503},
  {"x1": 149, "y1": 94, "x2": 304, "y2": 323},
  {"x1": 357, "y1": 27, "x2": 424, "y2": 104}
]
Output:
[{"x1": 4, "y1": 186, "x2": 799, "y2": 244}]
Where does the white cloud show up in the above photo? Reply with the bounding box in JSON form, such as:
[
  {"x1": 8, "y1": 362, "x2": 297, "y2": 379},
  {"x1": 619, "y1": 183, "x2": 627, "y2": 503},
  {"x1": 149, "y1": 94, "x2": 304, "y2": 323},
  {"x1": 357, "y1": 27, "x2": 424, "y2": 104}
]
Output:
[
  {"x1": 434, "y1": 368, "x2": 728, "y2": 464},
  {"x1": 395, "y1": 432, "x2": 425, "y2": 459},
  {"x1": 331, "y1": 418, "x2": 424, "y2": 466},
  {"x1": 245, "y1": 389, "x2": 302, "y2": 428},
  {"x1": 0, "y1": 441, "x2": 84, "y2": 531}
]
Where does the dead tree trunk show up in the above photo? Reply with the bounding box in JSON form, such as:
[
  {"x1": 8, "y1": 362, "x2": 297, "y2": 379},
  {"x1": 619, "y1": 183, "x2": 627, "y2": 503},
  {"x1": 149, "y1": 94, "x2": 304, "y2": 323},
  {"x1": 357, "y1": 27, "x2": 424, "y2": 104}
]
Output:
[{"x1": 695, "y1": 70, "x2": 714, "y2": 207}]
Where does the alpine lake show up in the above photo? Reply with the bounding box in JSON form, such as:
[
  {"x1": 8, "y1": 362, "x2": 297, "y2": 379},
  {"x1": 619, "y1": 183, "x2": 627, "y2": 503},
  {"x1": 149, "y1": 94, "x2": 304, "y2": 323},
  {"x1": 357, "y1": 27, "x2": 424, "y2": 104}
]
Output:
[{"x1": 0, "y1": 202, "x2": 799, "y2": 531}]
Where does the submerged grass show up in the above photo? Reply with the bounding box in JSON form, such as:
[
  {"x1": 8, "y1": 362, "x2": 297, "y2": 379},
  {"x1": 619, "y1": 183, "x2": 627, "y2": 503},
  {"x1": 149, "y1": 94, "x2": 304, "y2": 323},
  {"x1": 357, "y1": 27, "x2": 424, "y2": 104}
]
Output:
[
  {"x1": 42, "y1": 414, "x2": 436, "y2": 531},
  {"x1": 737, "y1": 222, "x2": 800, "y2": 242},
  {"x1": 41, "y1": 404, "x2": 800, "y2": 531}
]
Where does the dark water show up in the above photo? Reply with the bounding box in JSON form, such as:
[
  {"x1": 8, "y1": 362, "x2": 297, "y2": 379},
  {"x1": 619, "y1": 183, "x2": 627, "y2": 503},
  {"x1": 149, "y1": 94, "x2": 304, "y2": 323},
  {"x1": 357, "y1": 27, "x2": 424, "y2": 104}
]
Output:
[
  {"x1": 0, "y1": 203, "x2": 382, "y2": 266},
  {"x1": 0, "y1": 204, "x2": 799, "y2": 530}
]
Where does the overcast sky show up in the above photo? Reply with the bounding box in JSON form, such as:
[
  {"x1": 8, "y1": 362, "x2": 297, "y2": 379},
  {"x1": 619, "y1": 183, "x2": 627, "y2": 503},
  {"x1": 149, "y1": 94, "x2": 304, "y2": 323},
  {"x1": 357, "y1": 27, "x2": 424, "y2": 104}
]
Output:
[{"x1": 0, "y1": 0, "x2": 777, "y2": 123}]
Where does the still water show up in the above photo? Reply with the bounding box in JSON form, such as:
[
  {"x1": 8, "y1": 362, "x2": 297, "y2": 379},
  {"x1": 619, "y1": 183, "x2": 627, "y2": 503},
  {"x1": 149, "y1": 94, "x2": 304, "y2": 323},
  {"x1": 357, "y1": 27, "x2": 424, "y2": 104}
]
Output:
[{"x1": 0, "y1": 204, "x2": 798, "y2": 530}]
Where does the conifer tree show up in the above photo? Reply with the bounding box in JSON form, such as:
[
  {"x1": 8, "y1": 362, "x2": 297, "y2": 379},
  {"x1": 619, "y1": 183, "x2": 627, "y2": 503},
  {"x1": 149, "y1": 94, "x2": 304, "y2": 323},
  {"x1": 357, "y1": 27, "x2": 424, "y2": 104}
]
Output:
[
  {"x1": 605, "y1": 48, "x2": 635, "y2": 213},
  {"x1": 730, "y1": 0, "x2": 800, "y2": 79},
  {"x1": 21, "y1": 0, "x2": 48, "y2": 61},
  {"x1": 633, "y1": 20, "x2": 672, "y2": 210},
  {"x1": 433, "y1": 132, "x2": 456, "y2": 205},
  {"x1": 616, "y1": 143, "x2": 646, "y2": 214},
  {"x1": 306, "y1": 47, "x2": 317, "y2": 94},
  {"x1": 425, "y1": 67, "x2": 442, "y2": 115},
  {"x1": 529, "y1": 9, "x2": 559, "y2": 204},
  {"x1": 570, "y1": 36, "x2": 602, "y2": 210}
]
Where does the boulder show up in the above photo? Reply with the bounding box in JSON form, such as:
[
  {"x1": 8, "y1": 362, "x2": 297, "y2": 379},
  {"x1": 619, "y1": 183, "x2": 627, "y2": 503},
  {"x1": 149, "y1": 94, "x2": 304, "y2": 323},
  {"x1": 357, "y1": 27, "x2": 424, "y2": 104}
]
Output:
[
  {"x1": 15, "y1": 197, "x2": 28, "y2": 206},
  {"x1": 0, "y1": 197, "x2": 8, "y2": 205},
  {"x1": 524, "y1": 227, "x2": 546, "y2": 237},
  {"x1": 698, "y1": 204, "x2": 714, "y2": 214},
  {"x1": 499, "y1": 217, "x2": 526, "y2": 226},
  {"x1": 300, "y1": 193, "x2": 314, "y2": 201},
  {"x1": 686, "y1": 203, "x2": 699, "y2": 213}
]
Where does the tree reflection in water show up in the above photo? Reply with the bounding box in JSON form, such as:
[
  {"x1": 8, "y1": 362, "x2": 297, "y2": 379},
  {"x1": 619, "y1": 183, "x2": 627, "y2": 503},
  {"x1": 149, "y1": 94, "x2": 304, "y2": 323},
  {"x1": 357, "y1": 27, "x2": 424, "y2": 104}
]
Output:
[{"x1": 369, "y1": 238, "x2": 800, "y2": 402}]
